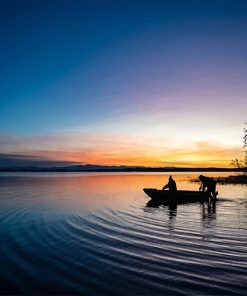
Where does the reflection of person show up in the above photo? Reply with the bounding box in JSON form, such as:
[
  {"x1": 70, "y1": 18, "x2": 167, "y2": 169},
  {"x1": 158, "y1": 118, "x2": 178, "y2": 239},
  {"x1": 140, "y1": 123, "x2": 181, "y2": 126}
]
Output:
[
  {"x1": 199, "y1": 175, "x2": 218, "y2": 200},
  {"x1": 162, "y1": 176, "x2": 177, "y2": 193},
  {"x1": 168, "y1": 203, "x2": 177, "y2": 219},
  {"x1": 201, "y1": 200, "x2": 217, "y2": 230}
]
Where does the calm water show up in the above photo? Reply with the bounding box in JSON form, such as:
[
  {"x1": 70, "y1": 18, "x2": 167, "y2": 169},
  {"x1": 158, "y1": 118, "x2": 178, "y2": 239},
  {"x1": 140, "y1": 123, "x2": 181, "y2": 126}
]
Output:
[{"x1": 0, "y1": 172, "x2": 246, "y2": 295}]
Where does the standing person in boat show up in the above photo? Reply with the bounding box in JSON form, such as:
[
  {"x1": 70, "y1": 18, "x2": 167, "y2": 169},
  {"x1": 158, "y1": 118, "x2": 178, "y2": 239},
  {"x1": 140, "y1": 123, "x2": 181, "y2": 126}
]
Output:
[
  {"x1": 198, "y1": 175, "x2": 218, "y2": 200},
  {"x1": 162, "y1": 176, "x2": 177, "y2": 193}
]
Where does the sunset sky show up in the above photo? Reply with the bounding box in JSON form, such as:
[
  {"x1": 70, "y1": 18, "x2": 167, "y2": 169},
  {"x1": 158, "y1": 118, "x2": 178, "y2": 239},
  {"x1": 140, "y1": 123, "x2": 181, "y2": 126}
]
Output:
[{"x1": 1, "y1": 0, "x2": 247, "y2": 167}]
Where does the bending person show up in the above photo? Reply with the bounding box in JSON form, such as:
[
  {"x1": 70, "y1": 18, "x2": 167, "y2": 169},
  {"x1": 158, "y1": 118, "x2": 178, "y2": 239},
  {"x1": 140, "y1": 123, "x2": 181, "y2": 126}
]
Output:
[{"x1": 199, "y1": 175, "x2": 218, "y2": 200}]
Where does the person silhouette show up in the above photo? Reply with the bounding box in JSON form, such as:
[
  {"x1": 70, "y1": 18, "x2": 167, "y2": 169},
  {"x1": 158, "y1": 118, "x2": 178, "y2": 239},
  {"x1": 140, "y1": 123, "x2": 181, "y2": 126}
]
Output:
[
  {"x1": 199, "y1": 175, "x2": 218, "y2": 200},
  {"x1": 162, "y1": 176, "x2": 177, "y2": 193}
]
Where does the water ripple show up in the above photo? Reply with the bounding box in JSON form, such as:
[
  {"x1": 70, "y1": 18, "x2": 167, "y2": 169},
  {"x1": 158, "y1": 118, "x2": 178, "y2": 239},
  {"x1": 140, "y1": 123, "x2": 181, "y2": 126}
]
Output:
[{"x1": 0, "y1": 174, "x2": 247, "y2": 295}]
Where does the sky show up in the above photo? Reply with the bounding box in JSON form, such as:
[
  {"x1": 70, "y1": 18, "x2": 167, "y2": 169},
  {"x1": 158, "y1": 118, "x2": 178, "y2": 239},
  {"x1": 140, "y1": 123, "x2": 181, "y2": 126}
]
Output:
[{"x1": 1, "y1": 0, "x2": 247, "y2": 167}]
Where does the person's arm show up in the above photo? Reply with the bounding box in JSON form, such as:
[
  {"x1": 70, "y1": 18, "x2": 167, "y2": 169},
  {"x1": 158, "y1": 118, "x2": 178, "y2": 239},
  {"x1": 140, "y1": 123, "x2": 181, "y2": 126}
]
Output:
[
  {"x1": 199, "y1": 183, "x2": 205, "y2": 191},
  {"x1": 163, "y1": 184, "x2": 169, "y2": 190}
]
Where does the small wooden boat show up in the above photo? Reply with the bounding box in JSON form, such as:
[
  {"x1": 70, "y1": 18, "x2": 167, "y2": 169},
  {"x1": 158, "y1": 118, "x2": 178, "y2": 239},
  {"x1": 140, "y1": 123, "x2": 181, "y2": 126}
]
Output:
[{"x1": 143, "y1": 188, "x2": 210, "y2": 204}]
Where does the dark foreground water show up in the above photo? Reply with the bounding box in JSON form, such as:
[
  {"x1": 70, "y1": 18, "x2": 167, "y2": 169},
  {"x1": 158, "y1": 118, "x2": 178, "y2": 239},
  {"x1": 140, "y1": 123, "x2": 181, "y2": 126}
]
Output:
[{"x1": 0, "y1": 172, "x2": 246, "y2": 295}]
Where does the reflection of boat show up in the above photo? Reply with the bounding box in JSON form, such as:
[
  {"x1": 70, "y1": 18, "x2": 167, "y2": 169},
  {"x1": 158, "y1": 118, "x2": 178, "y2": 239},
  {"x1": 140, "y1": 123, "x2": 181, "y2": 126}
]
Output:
[{"x1": 143, "y1": 188, "x2": 209, "y2": 204}]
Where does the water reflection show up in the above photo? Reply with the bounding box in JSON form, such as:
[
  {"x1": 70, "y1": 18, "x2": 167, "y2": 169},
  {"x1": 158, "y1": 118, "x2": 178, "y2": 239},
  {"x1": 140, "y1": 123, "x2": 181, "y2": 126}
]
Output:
[
  {"x1": 168, "y1": 203, "x2": 177, "y2": 219},
  {"x1": 0, "y1": 172, "x2": 246, "y2": 295},
  {"x1": 145, "y1": 200, "x2": 177, "y2": 231},
  {"x1": 146, "y1": 200, "x2": 177, "y2": 218},
  {"x1": 200, "y1": 200, "x2": 217, "y2": 240},
  {"x1": 201, "y1": 200, "x2": 217, "y2": 224},
  {"x1": 145, "y1": 199, "x2": 218, "y2": 234}
]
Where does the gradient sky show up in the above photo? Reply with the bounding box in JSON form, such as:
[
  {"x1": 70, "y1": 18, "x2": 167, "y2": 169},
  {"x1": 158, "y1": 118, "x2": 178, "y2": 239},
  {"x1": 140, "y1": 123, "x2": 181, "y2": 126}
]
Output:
[{"x1": 1, "y1": 0, "x2": 247, "y2": 167}]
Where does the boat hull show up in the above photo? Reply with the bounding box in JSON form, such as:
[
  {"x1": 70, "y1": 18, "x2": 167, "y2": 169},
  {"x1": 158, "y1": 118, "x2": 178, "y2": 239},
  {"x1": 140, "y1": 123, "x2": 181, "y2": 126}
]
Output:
[{"x1": 143, "y1": 188, "x2": 209, "y2": 204}]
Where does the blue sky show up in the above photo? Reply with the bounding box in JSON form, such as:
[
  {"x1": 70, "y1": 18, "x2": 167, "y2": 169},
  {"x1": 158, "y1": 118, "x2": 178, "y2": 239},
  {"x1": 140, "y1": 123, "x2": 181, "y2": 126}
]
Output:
[{"x1": 1, "y1": 0, "x2": 247, "y2": 167}]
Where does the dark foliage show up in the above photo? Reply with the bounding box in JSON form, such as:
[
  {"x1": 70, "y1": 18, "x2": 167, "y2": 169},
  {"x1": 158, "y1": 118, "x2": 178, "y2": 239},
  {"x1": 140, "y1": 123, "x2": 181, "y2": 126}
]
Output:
[{"x1": 231, "y1": 124, "x2": 247, "y2": 174}]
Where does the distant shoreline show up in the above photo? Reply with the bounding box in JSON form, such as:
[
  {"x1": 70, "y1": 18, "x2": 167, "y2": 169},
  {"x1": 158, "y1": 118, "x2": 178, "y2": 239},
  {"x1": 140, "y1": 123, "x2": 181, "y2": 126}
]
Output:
[
  {"x1": 215, "y1": 175, "x2": 247, "y2": 185},
  {"x1": 0, "y1": 167, "x2": 239, "y2": 173},
  {"x1": 191, "y1": 174, "x2": 247, "y2": 185}
]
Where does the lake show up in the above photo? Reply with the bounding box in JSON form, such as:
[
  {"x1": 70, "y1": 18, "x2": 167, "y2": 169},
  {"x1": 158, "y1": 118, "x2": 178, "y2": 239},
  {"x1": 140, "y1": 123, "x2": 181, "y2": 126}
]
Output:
[{"x1": 0, "y1": 172, "x2": 246, "y2": 295}]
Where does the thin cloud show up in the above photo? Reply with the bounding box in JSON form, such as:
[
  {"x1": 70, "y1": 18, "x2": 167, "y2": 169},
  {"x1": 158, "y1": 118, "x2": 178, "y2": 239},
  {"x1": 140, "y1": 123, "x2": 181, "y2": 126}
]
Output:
[{"x1": 0, "y1": 153, "x2": 79, "y2": 168}]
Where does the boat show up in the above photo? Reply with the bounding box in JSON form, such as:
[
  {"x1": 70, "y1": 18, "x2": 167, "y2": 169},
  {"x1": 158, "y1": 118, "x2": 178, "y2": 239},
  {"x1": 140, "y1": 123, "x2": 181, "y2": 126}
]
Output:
[{"x1": 143, "y1": 188, "x2": 210, "y2": 204}]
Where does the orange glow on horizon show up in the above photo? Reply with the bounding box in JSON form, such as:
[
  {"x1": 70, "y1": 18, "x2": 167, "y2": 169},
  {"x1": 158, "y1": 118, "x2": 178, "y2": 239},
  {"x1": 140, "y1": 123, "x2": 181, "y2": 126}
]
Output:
[
  {"x1": 19, "y1": 143, "x2": 243, "y2": 168},
  {"x1": 3, "y1": 132, "x2": 244, "y2": 168}
]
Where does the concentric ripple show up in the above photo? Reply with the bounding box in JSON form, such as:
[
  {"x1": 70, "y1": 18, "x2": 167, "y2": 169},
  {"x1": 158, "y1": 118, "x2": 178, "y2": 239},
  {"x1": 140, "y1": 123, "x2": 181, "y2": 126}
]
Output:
[{"x1": 0, "y1": 173, "x2": 247, "y2": 295}]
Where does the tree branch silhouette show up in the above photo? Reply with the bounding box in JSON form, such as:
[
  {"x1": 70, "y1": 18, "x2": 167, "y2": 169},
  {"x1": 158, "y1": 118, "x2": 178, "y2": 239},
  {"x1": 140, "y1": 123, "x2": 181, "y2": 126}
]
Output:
[{"x1": 231, "y1": 123, "x2": 247, "y2": 174}]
